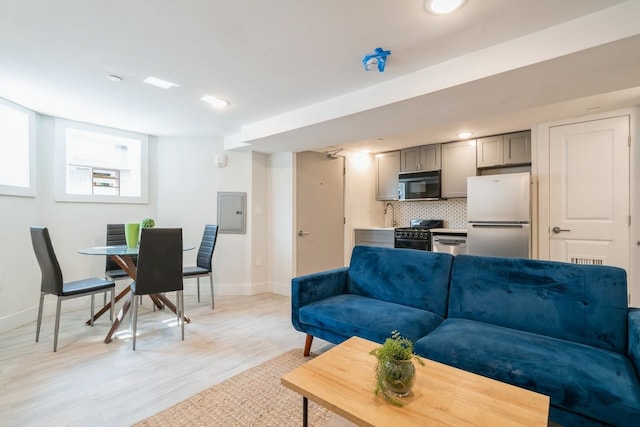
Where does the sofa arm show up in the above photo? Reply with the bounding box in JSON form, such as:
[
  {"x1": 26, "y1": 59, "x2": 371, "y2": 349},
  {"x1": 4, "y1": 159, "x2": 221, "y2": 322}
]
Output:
[
  {"x1": 628, "y1": 308, "x2": 640, "y2": 378},
  {"x1": 291, "y1": 266, "x2": 349, "y2": 332}
]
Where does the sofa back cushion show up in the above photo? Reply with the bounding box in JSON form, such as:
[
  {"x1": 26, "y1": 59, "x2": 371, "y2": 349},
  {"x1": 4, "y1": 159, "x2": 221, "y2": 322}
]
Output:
[
  {"x1": 347, "y1": 246, "x2": 454, "y2": 317},
  {"x1": 448, "y1": 254, "x2": 628, "y2": 353}
]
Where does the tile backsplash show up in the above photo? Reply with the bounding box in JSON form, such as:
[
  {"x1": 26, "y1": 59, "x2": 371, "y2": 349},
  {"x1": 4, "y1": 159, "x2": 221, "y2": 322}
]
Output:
[{"x1": 383, "y1": 199, "x2": 467, "y2": 229}]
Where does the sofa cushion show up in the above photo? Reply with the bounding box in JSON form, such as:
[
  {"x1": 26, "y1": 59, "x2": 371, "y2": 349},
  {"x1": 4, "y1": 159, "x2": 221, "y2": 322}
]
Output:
[
  {"x1": 448, "y1": 255, "x2": 628, "y2": 353},
  {"x1": 347, "y1": 246, "x2": 454, "y2": 317},
  {"x1": 299, "y1": 294, "x2": 445, "y2": 344},
  {"x1": 415, "y1": 318, "x2": 640, "y2": 426}
]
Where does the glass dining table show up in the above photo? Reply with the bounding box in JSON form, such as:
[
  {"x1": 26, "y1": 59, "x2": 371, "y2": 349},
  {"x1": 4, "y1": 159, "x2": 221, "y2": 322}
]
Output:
[{"x1": 78, "y1": 244, "x2": 193, "y2": 343}]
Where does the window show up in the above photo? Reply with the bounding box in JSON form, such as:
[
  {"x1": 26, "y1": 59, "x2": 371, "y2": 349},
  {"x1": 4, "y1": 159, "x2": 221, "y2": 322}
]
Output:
[
  {"x1": 55, "y1": 119, "x2": 148, "y2": 203},
  {"x1": 0, "y1": 98, "x2": 36, "y2": 197}
]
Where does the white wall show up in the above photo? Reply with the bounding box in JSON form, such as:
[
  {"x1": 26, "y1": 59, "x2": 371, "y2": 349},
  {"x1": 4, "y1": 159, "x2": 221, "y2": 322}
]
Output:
[
  {"x1": 251, "y1": 151, "x2": 269, "y2": 291},
  {"x1": 267, "y1": 152, "x2": 294, "y2": 295},
  {"x1": 155, "y1": 136, "x2": 255, "y2": 296},
  {"x1": 344, "y1": 152, "x2": 383, "y2": 261},
  {"x1": 0, "y1": 115, "x2": 156, "y2": 333}
]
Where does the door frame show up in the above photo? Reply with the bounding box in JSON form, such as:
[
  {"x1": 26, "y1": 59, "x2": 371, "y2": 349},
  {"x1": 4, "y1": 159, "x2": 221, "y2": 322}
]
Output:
[{"x1": 537, "y1": 107, "x2": 638, "y2": 304}]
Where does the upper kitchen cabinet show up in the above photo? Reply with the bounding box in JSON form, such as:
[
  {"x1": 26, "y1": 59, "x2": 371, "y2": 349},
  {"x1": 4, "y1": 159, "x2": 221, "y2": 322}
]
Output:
[
  {"x1": 476, "y1": 134, "x2": 503, "y2": 168},
  {"x1": 503, "y1": 131, "x2": 531, "y2": 165},
  {"x1": 442, "y1": 140, "x2": 477, "y2": 198},
  {"x1": 375, "y1": 151, "x2": 400, "y2": 201},
  {"x1": 400, "y1": 144, "x2": 441, "y2": 173},
  {"x1": 476, "y1": 131, "x2": 531, "y2": 168}
]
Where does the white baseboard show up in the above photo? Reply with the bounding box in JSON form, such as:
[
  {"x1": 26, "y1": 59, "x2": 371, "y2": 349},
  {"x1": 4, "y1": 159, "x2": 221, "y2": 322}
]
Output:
[{"x1": 183, "y1": 280, "x2": 290, "y2": 297}]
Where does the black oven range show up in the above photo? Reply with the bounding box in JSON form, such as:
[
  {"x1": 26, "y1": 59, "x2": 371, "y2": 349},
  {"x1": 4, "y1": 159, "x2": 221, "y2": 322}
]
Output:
[{"x1": 394, "y1": 219, "x2": 444, "y2": 251}]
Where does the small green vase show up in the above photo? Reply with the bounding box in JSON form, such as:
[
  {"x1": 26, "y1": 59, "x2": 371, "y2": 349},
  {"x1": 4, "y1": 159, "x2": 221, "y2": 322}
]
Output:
[{"x1": 124, "y1": 223, "x2": 140, "y2": 248}]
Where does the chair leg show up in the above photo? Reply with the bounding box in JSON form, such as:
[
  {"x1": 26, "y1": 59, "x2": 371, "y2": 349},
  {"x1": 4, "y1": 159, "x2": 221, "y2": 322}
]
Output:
[
  {"x1": 178, "y1": 290, "x2": 184, "y2": 341},
  {"x1": 132, "y1": 293, "x2": 138, "y2": 350},
  {"x1": 89, "y1": 294, "x2": 95, "y2": 327},
  {"x1": 209, "y1": 273, "x2": 214, "y2": 310},
  {"x1": 196, "y1": 277, "x2": 201, "y2": 303},
  {"x1": 53, "y1": 297, "x2": 62, "y2": 352},
  {"x1": 36, "y1": 292, "x2": 45, "y2": 343},
  {"x1": 109, "y1": 288, "x2": 115, "y2": 323}
]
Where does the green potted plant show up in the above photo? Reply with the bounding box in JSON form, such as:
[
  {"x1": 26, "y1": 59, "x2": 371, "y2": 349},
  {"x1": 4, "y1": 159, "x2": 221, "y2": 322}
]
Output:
[
  {"x1": 370, "y1": 330, "x2": 424, "y2": 406},
  {"x1": 140, "y1": 217, "x2": 155, "y2": 228}
]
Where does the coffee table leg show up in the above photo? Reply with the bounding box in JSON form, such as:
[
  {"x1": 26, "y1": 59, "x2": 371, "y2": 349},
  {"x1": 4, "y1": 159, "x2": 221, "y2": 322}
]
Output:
[{"x1": 303, "y1": 396, "x2": 308, "y2": 427}]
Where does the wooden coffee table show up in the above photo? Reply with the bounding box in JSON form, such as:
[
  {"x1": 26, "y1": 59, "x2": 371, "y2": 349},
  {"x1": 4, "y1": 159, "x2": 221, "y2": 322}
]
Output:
[{"x1": 282, "y1": 336, "x2": 550, "y2": 426}]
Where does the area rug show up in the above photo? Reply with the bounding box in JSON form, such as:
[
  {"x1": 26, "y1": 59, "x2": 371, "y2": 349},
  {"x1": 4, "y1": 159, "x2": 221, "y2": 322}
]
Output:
[{"x1": 133, "y1": 349, "x2": 334, "y2": 426}]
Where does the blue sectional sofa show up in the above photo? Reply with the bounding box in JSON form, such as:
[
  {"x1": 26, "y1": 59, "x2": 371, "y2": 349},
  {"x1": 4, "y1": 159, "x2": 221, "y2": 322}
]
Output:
[{"x1": 291, "y1": 245, "x2": 640, "y2": 427}]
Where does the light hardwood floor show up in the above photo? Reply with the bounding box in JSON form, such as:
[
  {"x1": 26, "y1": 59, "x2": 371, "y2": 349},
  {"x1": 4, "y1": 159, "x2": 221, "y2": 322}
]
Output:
[{"x1": 0, "y1": 293, "x2": 330, "y2": 427}]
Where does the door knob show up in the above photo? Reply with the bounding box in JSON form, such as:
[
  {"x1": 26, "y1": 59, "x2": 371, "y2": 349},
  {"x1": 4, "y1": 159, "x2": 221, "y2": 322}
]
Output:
[
  {"x1": 552, "y1": 226, "x2": 571, "y2": 234},
  {"x1": 298, "y1": 230, "x2": 310, "y2": 236}
]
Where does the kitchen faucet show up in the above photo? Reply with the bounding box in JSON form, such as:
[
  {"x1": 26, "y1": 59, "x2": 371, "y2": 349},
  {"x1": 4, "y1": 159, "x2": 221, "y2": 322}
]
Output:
[{"x1": 384, "y1": 202, "x2": 397, "y2": 227}]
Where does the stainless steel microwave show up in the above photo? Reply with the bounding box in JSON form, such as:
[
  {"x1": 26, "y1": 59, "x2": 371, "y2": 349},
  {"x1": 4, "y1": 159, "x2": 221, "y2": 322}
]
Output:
[{"x1": 398, "y1": 171, "x2": 441, "y2": 201}]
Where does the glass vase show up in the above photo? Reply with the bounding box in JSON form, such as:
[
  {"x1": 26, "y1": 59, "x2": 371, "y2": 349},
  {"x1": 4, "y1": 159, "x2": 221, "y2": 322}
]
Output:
[{"x1": 382, "y1": 359, "x2": 416, "y2": 397}]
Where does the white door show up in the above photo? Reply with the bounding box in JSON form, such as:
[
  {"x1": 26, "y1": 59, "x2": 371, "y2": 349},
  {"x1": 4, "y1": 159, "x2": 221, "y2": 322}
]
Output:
[
  {"x1": 549, "y1": 116, "x2": 629, "y2": 271},
  {"x1": 296, "y1": 151, "x2": 345, "y2": 276}
]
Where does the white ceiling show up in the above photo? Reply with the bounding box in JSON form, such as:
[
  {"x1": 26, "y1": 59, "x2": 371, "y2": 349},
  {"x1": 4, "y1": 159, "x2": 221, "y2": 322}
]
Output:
[{"x1": 1, "y1": 0, "x2": 639, "y2": 154}]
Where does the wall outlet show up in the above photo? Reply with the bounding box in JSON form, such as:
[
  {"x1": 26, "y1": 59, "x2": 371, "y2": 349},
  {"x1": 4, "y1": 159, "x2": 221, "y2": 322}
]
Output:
[{"x1": 256, "y1": 256, "x2": 262, "y2": 267}]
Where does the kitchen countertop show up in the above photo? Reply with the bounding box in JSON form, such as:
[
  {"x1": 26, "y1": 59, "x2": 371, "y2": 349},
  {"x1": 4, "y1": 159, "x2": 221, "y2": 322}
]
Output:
[
  {"x1": 354, "y1": 227, "x2": 395, "y2": 231},
  {"x1": 430, "y1": 228, "x2": 467, "y2": 234}
]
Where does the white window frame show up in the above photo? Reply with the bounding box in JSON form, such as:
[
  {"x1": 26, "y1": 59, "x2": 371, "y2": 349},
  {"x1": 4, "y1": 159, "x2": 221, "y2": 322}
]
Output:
[
  {"x1": 55, "y1": 119, "x2": 149, "y2": 204},
  {"x1": 0, "y1": 97, "x2": 36, "y2": 197}
]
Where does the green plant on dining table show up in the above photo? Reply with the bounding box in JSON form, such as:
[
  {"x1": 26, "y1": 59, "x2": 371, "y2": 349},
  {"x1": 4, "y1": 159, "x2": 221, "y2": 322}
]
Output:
[
  {"x1": 140, "y1": 217, "x2": 155, "y2": 228},
  {"x1": 370, "y1": 330, "x2": 424, "y2": 406}
]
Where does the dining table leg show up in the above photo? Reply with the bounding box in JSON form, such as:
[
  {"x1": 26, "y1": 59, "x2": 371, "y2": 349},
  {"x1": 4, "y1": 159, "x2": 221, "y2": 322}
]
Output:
[
  {"x1": 86, "y1": 254, "x2": 138, "y2": 324},
  {"x1": 91, "y1": 253, "x2": 191, "y2": 341},
  {"x1": 105, "y1": 292, "x2": 133, "y2": 343},
  {"x1": 86, "y1": 284, "x2": 131, "y2": 325}
]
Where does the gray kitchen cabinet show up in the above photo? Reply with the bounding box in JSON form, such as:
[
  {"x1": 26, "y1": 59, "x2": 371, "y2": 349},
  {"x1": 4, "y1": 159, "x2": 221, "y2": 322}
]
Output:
[
  {"x1": 503, "y1": 131, "x2": 531, "y2": 165},
  {"x1": 476, "y1": 131, "x2": 531, "y2": 168},
  {"x1": 476, "y1": 134, "x2": 504, "y2": 168},
  {"x1": 354, "y1": 228, "x2": 395, "y2": 248},
  {"x1": 375, "y1": 151, "x2": 400, "y2": 201},
  {"x1": 400, "y1": 144, "x2": 441, "y2": 172},
  {"x1": 441, "y1": 140, "x2": 477, "y2": 198}
]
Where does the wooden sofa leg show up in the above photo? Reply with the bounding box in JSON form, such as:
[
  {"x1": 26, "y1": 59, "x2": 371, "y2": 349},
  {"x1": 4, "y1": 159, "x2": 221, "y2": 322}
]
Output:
[{"x1": 303, "y1": 334, "x2": 314, "y2": 357}]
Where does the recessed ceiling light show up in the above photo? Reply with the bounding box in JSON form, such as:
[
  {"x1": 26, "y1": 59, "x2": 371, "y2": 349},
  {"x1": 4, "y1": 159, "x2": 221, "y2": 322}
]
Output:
[
  {"x1": 143, "y1": 76, "x2": 179, "y2": 89},
  {"x1": 457, "y1": 131, "x2": 473, "y2": 139},
  {"x1": 201, "y1": 95, "x2": 230, "y2": 109},
  {"x1": 107, "y1": 74, "x2": 123, "y2": 82},
  {"x1": 425, "y1": 0, "x2": 467, "y2": 15}
]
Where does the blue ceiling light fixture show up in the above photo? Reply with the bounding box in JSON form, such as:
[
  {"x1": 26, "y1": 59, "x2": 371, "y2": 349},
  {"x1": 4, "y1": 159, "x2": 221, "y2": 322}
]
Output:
[{"x1": 362, "y1": 47, "x2": 392, "y2": 72}]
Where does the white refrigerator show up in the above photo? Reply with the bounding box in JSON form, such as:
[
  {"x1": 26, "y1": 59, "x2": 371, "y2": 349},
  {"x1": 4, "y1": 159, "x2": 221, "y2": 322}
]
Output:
[{"x1": 466, "y1": 172, "x2": 530, "y2": 258}]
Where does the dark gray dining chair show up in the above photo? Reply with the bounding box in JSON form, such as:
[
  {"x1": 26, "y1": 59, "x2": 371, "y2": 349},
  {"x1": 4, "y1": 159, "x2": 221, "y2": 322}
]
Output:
[
  {"x1": 183, "y1": 224, "x2": 218, "y2": 309},
  {"x1": 105, "y1": 223, "x2": 137, "y2": 282},
  {"x1": 131, "y1": 227, "x2": 184, "y2": 350},
  {"x1": 30, "y1": 226, "x2": 115, "y2": 352}
]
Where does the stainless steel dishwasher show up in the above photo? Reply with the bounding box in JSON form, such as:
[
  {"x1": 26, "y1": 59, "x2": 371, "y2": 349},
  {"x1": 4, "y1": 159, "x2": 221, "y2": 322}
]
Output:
[{"x1": 432, "y1": 233, "x2": 467, "y2": 256}]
